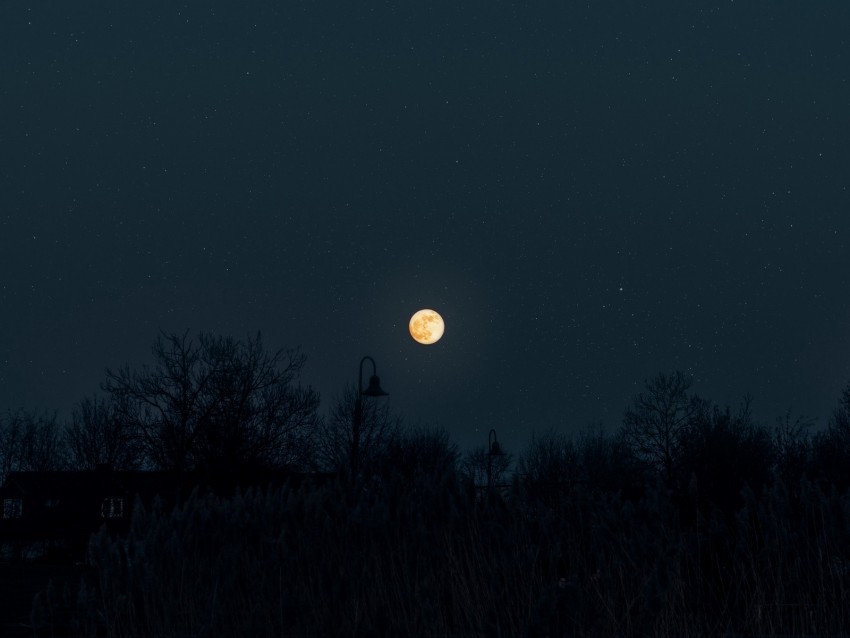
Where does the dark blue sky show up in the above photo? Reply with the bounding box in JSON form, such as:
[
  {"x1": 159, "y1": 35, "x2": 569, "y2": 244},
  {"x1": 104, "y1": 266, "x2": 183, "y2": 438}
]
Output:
[{"x1": 2, "y1": 1, "x2": 849, "y2": 452}]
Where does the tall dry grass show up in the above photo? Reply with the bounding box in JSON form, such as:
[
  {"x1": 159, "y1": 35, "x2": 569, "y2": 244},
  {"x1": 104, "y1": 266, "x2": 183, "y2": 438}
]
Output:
[{"x1": 67, "y1": 472, "x2": 850, "y2": 638}]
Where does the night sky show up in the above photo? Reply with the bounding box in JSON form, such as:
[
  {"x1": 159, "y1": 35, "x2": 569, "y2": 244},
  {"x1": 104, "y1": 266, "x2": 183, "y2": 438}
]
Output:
[{"x1": 2, "y1": 2, "x2": 848, "y2": 454}]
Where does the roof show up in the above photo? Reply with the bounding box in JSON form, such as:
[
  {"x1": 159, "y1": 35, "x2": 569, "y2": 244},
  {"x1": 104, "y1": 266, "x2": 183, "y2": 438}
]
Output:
[
  {"x1": 0, "y1": 470, "x2": 177, "y2": 502},
  {"x1": 0, "y1": 468, "x2": 337, "y2": 502}
]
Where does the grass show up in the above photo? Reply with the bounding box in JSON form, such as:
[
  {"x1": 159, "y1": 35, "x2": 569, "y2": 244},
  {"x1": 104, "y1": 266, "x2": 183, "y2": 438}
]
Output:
[{"x1": 12, "y1": 474, "x2": 850, "y2": 637}]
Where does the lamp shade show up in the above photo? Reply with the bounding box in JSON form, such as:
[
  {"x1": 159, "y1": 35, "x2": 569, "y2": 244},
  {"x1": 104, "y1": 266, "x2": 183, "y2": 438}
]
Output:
[{"x1": 362, "y1": 375, "x2": 388, "y2": 397}]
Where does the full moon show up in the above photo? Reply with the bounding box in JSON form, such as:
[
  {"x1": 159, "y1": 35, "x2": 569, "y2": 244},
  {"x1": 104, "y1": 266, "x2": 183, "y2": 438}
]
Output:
[{"x1": 409, "y1": 309, "x2": 445, "y2": 345}]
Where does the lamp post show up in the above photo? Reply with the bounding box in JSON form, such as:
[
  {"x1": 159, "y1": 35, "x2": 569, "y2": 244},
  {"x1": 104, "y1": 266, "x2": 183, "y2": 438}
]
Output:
[
  {"x1": 351, "y1": 356, "x2": 388, "y2": 482},
  {"x1": 487, "y1": 428, "x2": 504, "y2": 491}
]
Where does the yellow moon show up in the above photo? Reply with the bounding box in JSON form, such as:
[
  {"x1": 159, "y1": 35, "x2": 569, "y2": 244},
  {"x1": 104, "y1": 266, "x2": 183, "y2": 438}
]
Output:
[{"x1": 409, "y1": 309, "x2": 445, "y2": 345}]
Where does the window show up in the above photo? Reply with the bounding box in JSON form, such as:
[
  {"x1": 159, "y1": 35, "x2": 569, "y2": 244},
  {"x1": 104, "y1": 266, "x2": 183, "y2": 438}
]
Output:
[
  {"x1": 3, "y1": 498, "x2": 22, "y2": 519},
  {"x1": 101, "y1": 497, "x2": 124, "y2": 519}
]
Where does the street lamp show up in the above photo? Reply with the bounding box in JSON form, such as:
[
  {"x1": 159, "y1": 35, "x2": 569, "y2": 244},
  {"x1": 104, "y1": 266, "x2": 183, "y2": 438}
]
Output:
[
  {"x1": 487, "y1": 428, "x2": 504, "y2": 491},
  {"x1": 351, "y1": 355, "x2": 388, "y2": 482}
]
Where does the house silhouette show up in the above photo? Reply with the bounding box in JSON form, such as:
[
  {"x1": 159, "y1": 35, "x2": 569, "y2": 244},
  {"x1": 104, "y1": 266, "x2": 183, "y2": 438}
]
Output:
[{"x1": 0, "y1": 465, "x2": 335, "y2": 562}]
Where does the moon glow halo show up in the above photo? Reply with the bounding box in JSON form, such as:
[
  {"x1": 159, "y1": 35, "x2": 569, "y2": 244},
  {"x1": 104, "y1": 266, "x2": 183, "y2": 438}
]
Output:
[{"x1": 409, "y1": 309, "x2": 445, "y2": 345}]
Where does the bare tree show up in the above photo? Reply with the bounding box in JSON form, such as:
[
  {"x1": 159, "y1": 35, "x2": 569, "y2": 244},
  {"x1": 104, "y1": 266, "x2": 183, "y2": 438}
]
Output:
[
  {"x1": 577, "y1": 425, "x2": 645, "y2": 495},
  {"x1": 314, "y1": 384, "x2": 402, "y2": 476},
  {"x1": 809, "y1": 382, "x2": 850, "y2": 489},
  {"x1": 0, "y1": 413, "x2": 23, "y2": 478},
  {"x1": 0, "y1": 410, "x2": 67, "y2": 475},
  {"x1": 103, "y1": 331, "x2": 320, "y2": 472},
  {"x1": 517, "y1": 429, "x2": 578, "y2": 500},
  {"x1": 772, "y1": 407, "x2": 814, "y2": 484},
  {"x1": 830, "y1": 382, "x2": 850, "y2": 435},
  {"x1": 460, "y1": 444, "x2": 513, "y2": 489},
  {"x1": 104, "y1": 331, "x2": 206, "y2": 472},
  {"x1": 382, "y1": 425, "x2": 460, "y2": 487},
  {"x1": 621, "y1": 371, "x2": 707, "y2": 487},
  {"x1": 65, "y1": 395, "x2": 143, "y2": 470}
]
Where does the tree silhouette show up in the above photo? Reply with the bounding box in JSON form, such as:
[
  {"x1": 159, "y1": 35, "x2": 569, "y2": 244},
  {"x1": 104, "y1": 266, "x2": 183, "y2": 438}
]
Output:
[
  {"x1": 517, "y1": 429, "x2": 576, "y2": 503},
  {"x1": 314, "y1": 384, "x2": 402, "y2": 477},
  {"x1": 810, "y1": 382, "x2": 850, "y2": 489},
  {"x1": 772, "y1": 408, "x2": 814, "y2": 486},
  {"x1": 379, "y1": 425, "x2": 460, "y2": 489},
  {"x1": 677, "y1": 398, "x2": 773, "y2": 515},
  {"x1": 577, "y1": 426, "x2": 645, "y2": 496},
  {"x1": 621, "y1": 371, "x2": 707, "y2": 487},
  {"x1": 831, "y1": 382, "x2": 850, "y2": 435},
  {"x1": 103, "y1": 331, "x2": 320, "y2": 472},
  {"x1": 460, "y1": 443, "x2": 513, "y2": 489},
  {"x1": 65, "y1": 395, "x2": 143, "y2": 470},
  {"x1": 0, "y1": 410, "x2": 66, "y2": 475}
]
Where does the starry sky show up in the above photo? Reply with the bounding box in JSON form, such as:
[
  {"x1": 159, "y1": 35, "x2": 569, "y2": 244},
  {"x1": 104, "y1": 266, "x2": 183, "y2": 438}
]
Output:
[{"x1": 2, "y1": 1, "x2": 848, "y2": 454}]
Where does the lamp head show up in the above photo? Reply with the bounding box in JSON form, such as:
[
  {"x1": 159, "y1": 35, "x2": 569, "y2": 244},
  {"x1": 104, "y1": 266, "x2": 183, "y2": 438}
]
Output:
[{"x1": 362, "y1": 375, "x2": 388, "y2": 397}]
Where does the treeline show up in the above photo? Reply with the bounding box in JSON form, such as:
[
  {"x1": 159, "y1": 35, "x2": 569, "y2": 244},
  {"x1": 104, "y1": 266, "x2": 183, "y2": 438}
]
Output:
[
  {"x1": 1, "y1": 331, "x2": 322, "y2": 476},
  {"x1": 47, "y1": 418, "x2": 850, "y2": 637},
  {"x1": 2, "y1": 333, "x2": 849, "y2": 502},
  {"x1": 6, "y1": 331, "x2": 850, "y2": 636}
]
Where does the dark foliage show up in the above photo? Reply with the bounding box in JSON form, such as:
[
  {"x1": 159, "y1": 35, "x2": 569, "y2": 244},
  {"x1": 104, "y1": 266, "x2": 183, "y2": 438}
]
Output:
[
  {"x1": 65, "y1": 395, "x2": 142, "y2": 471},
  {"x1": 5, "y1": 359, "x2": 850, "y2": 637},
  {"x1": 70, "y1": 453, "x2": 850, "y2": 638},
  {"x1": 810, "y1": 382, "x2": 850, "y2": 490},
  {"x1": 461, "y1": 442, "x2": 513, "y2": 491},
  {"x1": 621, "y1": 371, "x2": 708, "y2": 488},
  {"x1": 0, "y1": 409, "x2": 66, "y2": 474},
  {"x1": 102, "y1": 331, "x2": 320, "y2": 473},
  {"x1": 314, "y1": 383, "x2": 403, "y2": 477},
  {"x1": 676, "y1": 399, "x2": 773, "y2": 518}
]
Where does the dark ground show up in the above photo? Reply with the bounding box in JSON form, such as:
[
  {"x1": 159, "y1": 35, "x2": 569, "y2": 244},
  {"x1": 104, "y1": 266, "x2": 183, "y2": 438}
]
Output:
[{"x1": 0, "y1": 562, "x2": 83, "y2": 637}]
